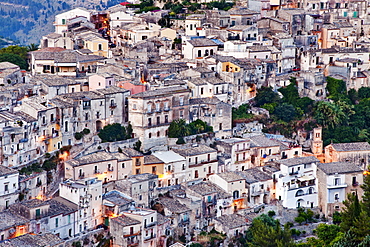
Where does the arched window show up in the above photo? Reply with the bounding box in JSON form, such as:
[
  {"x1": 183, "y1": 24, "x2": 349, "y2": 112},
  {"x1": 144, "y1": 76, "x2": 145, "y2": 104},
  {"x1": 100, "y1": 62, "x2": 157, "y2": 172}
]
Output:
[{"x1": 295, "y1": 189, "x2": 304, "y2": 197}]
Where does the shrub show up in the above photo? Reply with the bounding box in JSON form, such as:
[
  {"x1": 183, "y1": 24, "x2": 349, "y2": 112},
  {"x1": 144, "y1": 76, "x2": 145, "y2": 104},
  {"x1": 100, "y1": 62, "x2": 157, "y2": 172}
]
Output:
[
  {"x1": 82, "y1": 128, "x2": 90, "y2": 135},
  {"x1": 268, "y1": 210, "x2": 276, "y2": 217},
  {"x1": 74, "y1": 132, "x2": 83, "y2": 140},
  {"x1": 176, "y1": 137, "x2": 186, "y2": 144}
]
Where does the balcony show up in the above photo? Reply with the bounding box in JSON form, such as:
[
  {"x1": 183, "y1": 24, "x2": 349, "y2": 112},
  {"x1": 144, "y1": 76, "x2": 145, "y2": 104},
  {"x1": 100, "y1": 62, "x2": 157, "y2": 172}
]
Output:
[
  {"x1": 144, "y1": 233, "x2": 156, "y2": 241},
  {"x1": 144, "y1": 221, "x2": 156, "y2": 228},
  {"x1": 94, "y1": 170, "x2": 101, "y2": 174},
  {"x1": 79, "y1": 173, "x2": 85, "y2": 179},
  {"x1": 289, "y1": 171, "x2": 299, "y2": 175},
  {"x1": 328, "y1": 183, "x2": 348, "y2": 189},
  {"x1": 109, "y1": 103, "x2": 117, "y2": 109},
  {"x1": 251, "y1": 189, "x2": 269, "y2": 197},
  {"x1": 124, "y1": 231, "x2": 141, "y2": 238},
  {"x1": 163, "y1": 107, "x2": 170, "y2": 112}
]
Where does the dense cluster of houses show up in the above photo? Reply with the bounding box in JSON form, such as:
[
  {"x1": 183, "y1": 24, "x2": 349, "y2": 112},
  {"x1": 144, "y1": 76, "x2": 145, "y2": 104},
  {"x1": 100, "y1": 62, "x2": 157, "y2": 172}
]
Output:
[{"x1": 1, "y1": 0, "x2": 370, "y2": 246}]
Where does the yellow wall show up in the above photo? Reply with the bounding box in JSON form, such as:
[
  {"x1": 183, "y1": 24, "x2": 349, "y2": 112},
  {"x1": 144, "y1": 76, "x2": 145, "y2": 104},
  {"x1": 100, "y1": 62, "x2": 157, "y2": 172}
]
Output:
[
  {"x1": 85, "y1": 38, "x2": 108, "y2": 57},
  {"x1": 221, "y1": 62, "x2": 241, "y2": 72}
]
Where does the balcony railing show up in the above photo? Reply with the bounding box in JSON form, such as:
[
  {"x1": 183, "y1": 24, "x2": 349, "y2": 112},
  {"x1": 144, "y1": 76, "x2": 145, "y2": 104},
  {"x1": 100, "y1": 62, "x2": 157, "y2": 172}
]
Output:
[
  {"x1": 109, "y1": 103, "x2": 117, "y2": 108},
  {"x1": 327, "y1": 183, "x2": 348, "y2": 189},
  {"x1": 79, "y1": 173, "x2": 85, "y2": 179},
  {"x1": 144, "y1": 221, "x2": 156, "y2": 228},
  {"x1": 144, "y1": 233, "x2": 156, "y2": 241}
]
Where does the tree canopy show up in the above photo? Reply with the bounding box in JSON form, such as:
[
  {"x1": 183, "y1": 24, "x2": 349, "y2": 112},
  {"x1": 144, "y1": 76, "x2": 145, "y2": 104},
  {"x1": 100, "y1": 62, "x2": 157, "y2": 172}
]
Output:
[{"x1": 98, "y1": 123, "x2": 132, "y2": 142}]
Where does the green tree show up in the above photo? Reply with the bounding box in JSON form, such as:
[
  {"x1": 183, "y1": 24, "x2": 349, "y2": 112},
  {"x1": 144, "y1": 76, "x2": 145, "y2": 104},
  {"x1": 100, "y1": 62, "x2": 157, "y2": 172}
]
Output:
[
  {"x1": 358, "y1": 87, "x2": 370, "y2": 99},
  {"x1": 0, "y1": 53, "x2": 27, "y2": 69},
  {"x1": 326, "y1": 76, "x2": 347, "y2": 101},
  {"x1": 332, "y1": 229, "x2": 359, "y2": 247},
  {"x1": 133, "y1": 140, "x2": 142, "y2": 152},
  {"x1": 168, "y1": 119, "x2": 189, "y2": 138},
  {"x1": 353, "y1": 210, "x2": 370, "y2": 241},
  {"x1": 247, "y1": 214, "x2": 295, "y2": 247},
  {"x1": 340, "y1": 193, "x2": 362, "y2": 232},
  {"x1": 232, "y1": 103, "x2": 252, "y2": 120},
  {"x1": 27, "y1": 43, "x2": 39, "y2": 51},
  {"x1": 315, "y1": 223, "x2": 341, "y2": 246},
  {"x1": 98, "y1": 123, "x2": 129, "y2": 142},
  {"x1": 254, "y1": 86, "x2": 280, "y2": 107},
  {"x1": 273, "y1": 103, "x2": 297, "y2": 122},
  {"x1": 314, "y1": 101, "x2": 347, "y2": 129},
  {"x1": 278, "y1": 83, "x2": 299, "y2": 105},
  {"x1": 361, "y1": 168, "x2": 370, "y2": 215}
]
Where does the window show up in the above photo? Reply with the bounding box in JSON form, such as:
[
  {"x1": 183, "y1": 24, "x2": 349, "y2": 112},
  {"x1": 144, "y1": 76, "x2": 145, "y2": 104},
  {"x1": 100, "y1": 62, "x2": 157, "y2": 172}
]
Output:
[
  {"x1": 179, "y1": 97, "x2": 184, "y2": 106},
  {"x1": 334, "y1": 193, "x2": 339, "y2": 201},
  {"x1": 156, "y1": 102, "x2": 160, "y2": 111},
  {"x1": 133, "y1": 104, "x2": 137, "y2": 110},
  {"x1": 152, "y1": 166, "x2": 156, "y2": 174},
  {"x1": 180, "y1": 111, "x2": 184, "y2": 118},
  {"x1": 219, "y1": 109, "x2": 223, "y2": 116},
  {"x1": 200, "y1": 88, "x2": 204, "y2": 95},
  {"x1": 147, "y1": 104, "x2": 152, "y2": 113},
  {"x1": 334, "y1": 178, "x2": 340, "y2": 185},
  {"x1": 195, "y1": 170, "x2": 199, "y2": 178},
  {"x1": 122, "y1": 163, "x2": 125, "y2": 168},
  {"x1": 98, "y1": 44, "x2": 102, "y2": 50},
  {"x1": 157, "y1": 116, "x2": 160, "y2": 125},
  {"x1": 165, "y1": 115, "x2": 168, "y2": 123},
  {"x1": 148, "y1": 118, "x2": 152, "y2": 127},
  {"x1": 157, "y1": 131, "x2": 160, "y2": 137},
  {"x1": 149, "y1": 133, "x2": 152, "y2": 138},
  {"x1": 65, "y1": 121, "x2": 68, "y2": 132},
  {"x1": 62, "y1": 19, "x2": 66, "y2": 24},
  {"x1": 197, "y1": 50, "x2": 201, "y2": 57},
  {"x1": 4, "y1": 184, "x2": 8, "y2": 192},
  {"x1": 164, "y1": 102, "x2": 169, "y2": 110},
  {"x1": 219, "y1": 123, "x2": 222, "y2": 130},
  {"x1": 136, "y1": 169, "x2": 140, "y2": 174},
  {"x1": 55, "y1": 218, "x2": 59, "y2": 227}
]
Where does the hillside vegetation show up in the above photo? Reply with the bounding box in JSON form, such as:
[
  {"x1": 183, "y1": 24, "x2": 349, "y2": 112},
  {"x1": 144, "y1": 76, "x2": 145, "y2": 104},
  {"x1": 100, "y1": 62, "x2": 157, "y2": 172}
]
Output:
[{"x1": 0, "y1": 0, "x2": 123, "y2": 45}]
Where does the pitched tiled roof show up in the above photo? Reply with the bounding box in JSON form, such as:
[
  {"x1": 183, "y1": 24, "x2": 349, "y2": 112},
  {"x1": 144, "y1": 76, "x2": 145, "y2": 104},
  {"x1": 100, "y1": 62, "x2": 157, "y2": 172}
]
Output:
[
  {"x1": 216, "y1": 171, "x2": 244, "y2": 182},
  {"x1": 276, "y1": 156, "x2": 320, "y2": 167},
  {"x1": 0, "y1": 166, "x2": 18, "y2": 176},
  {"x1": 144, "y1": 155, "x2": 164, "y2": 165},
  {"x1": 0, "y1": 210, "x2": 29, "y2": 231},
  {"x1": 317, "y1": 162, "x2": 363, "y2": 175},
  {"x1": 111, "y1": 215, "x2": 141, "y2": 227},
  {"x1": 188, "y1": 38, "x2": 218, "y2": 47},
  {"x1": 158, "y1": 197, "x2": 190, "y2": 214},
  {"x1": 248, "y1": 135, "x2": 280, "y2": 148},
  {"x1": 130, "y1": 86, "x2": 190, "y2": 99},
  {"x1": 172, "y1": 144, "x2": 216, "y2": 157},
  {"x1": 329, "y1": 142, "x2": 370, "y2": 152},
  {"x1": 214, "y1": 214, "x2": 249, "y2": 229},
  {"x1": 237, "y1": 168, "x2": 272, "y2": 184}
]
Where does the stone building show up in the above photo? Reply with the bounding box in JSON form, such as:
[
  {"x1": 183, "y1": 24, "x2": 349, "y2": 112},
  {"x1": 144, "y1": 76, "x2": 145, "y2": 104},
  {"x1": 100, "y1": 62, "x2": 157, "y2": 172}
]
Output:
[
  {"x1": 324, "y1": 142, "x2": 370, "y2": 169},
  {"x1": 317, "y1": 162, "x2": 364, "y2": 216},
  {"x1": 128, "y1": 86, "x2": 191, "y2": 151}
]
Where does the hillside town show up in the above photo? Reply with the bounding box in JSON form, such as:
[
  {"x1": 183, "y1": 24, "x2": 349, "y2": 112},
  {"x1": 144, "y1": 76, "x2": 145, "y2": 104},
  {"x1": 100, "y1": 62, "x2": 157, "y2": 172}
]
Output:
[{"x1": 1, "y1": 0, "x2": 370, "y2": 246}]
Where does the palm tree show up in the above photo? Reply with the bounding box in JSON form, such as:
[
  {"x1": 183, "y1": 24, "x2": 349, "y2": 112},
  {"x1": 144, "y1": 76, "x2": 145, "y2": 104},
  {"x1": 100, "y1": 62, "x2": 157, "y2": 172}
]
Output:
[{"x1": 27, "y1": 43, "x2": 39, "y2": 52}]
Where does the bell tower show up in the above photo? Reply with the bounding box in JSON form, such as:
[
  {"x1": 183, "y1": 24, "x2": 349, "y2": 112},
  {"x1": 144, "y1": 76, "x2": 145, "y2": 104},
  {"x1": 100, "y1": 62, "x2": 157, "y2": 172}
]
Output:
[{"x1": 311, "y1": 127, "x2": 323, "y2": 155}]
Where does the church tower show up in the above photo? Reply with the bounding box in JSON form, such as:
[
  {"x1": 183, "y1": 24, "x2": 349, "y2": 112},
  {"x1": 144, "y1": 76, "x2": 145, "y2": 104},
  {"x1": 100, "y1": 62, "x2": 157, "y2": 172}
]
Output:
[{"x1": 311, "y1": 127, "x2": 323, "y2": 155}]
